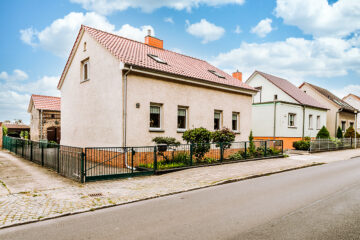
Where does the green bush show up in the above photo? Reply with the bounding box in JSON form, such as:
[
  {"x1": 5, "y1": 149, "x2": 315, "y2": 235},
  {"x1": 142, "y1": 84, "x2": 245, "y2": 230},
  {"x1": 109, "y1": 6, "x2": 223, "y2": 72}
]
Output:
[
  {"x1": 344, "y1": 126, "x2": 360, "y2": 138},
  {"x1": 228, "y1": 151, "x2": 244, "y2": 161},
  {"x1": 248, "y1": 130, "x2": 256, "y2": 156},
  {"x1": 183, "y1": 127, "x2": 212, "y2": 160},
  {"x1": 293, "y1": 140, "x2": 310, "y2": 150},
  {"x1": 336, "y1": 126, "x2": 343, "y2": 139},
  {"x1": 172, "y1": 152, "x2": 190, "y2": 164},
  {"x1": 2, "y1": 125, "x2": 8, "y2": 136},
  {"x1": 20, "y1": 131, "x2": 25, "y2": 139},
  {"x1": 212, "y1": 128, "x2": 235, "y2": 149},
  {"x1": 316, "y1": 126, "x2": 330, "y2": 139},
  {"x1": 152, "y1": 137, "x2": 180, "y2": 146}
]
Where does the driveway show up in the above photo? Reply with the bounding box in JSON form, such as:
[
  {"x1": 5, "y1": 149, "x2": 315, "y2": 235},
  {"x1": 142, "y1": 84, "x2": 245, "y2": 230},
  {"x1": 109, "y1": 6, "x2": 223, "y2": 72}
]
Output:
[{"x1": 0, "y1": 148, "x2": 359, "y2": 228}]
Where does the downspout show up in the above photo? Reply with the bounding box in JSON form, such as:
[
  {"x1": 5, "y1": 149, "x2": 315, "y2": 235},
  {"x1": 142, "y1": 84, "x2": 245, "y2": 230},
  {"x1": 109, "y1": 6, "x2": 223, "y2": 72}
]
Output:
[
  {"x1": 273, "y1": 101, "x2": 277, "y2": 139},
  {"x1": 123, "y1": 66, "x2": 133, "y2": 169},
  {"x1": 40, "y1": 109, "x2": 43, "y2": 140},
  {"x1": 335, "y1": 109, "x2": 341, "y2": 136},
  {"x1": 302, "y1": 106, "x2": 305, "y2": 139}
]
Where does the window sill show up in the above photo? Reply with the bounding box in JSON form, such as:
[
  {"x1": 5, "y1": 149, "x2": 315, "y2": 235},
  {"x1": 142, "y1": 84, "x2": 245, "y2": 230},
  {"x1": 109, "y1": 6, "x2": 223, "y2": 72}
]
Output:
[
  {"x1": 177, "y1": 129, "x2": 187, "y2": 133},
  {"x1": 288, "y1": 126, "x2": 297, "y2": 129},
  {"x1": 149, "y1": 128, "x2": 165, "y2": 132},
  {"x1": 80, "y1": 79, "x2": 90, "y2": 84},
  {"x1": 308, "y1": 128, "x2": 313, "y2": 130},
  {"x1": 233, "y1": 131, "x2": 241, "y2": 134}
]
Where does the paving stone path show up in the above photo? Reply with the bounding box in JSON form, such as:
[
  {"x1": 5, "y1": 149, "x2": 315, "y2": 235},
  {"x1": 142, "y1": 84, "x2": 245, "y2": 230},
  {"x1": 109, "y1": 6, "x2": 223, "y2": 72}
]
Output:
[{"x1": 0, "y1": 149, "x2": 359, "y2": 228}]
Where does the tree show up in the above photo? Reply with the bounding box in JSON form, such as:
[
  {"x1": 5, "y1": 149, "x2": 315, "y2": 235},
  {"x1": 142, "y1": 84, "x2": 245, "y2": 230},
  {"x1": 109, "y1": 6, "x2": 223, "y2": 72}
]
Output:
[
  {"x1": 2, "y1": 125, "x2": 8, "y2": 136},
  {"x1": 183, "y1": 127, "x2": 212, "y2": 160},
  {"x1": 336, "y1": 126, "x2": 343, "y2": 139},
  {"x1": 316, "y1": 126, "x2": 330, "y2": 139},
  {"x1": 20, "y1": 131, "x2": 25, "y2": 139},
  {"x1": 212, "y1": 127, "x2": 235, "y2": 149},
  {"x1": 344, "y1": 126, "x2": 360, "y2": 138},
  {"x1": 248, "y1": 130, "x2": 256, "y2": 155},
  {"x1": 152, "y1": 137, "x2": 180, "y2": 146},
  {"x1": 24, "y1": 131, "x2": 29, "y2": 140}
]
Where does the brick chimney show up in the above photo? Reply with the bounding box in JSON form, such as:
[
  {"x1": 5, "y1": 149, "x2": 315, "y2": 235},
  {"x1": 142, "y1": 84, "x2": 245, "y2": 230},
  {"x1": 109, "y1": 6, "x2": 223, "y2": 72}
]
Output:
[
  {"x1": 145, "y1": 29, "x2": 163, "y2": 49},
  {"x1": 232, "y1": 71, "x2": 242, "y2": 82}
]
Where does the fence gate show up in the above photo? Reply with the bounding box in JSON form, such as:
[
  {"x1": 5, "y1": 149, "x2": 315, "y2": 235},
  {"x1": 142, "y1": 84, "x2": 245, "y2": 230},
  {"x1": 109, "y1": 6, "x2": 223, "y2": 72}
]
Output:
[{"x1": 84, "y1": 147, "x2": 155, "y2": 181}]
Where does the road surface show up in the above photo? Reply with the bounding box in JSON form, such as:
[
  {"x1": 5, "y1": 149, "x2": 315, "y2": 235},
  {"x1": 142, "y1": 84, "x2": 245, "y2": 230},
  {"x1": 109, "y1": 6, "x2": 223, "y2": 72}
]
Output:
[{"x1": 2, "y1": 157, "x2": 360, "y2": 240}]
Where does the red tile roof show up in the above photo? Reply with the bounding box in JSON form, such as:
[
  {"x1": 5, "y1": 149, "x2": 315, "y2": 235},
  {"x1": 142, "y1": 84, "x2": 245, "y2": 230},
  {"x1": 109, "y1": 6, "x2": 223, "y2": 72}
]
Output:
[
  {"x1": 30, "y1": 94, "x2": 61, "y2": 111},
  {"x1": 58, "y1": 25, "x2": 255, "y2": 92},
  {"x1": 254, "y1": 71, "x2": 327, "y2": 109},
  {"x1": 2, "y1": 123, "x2": 30, "y2": 129}
]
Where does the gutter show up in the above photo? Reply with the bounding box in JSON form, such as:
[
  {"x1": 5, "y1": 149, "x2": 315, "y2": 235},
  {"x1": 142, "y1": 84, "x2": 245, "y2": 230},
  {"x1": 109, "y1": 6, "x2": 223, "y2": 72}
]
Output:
[
  {"x1": 302, "y1": 105, "x2": 305, "y2": 138},
  {"x1": 40, "y1": 109, "x2": 43, "y2": 140},
  {"x1": 273, "y1": 101, "x2": 277, "y2": 139},
  {"x1": 123, "y1": 65, "x2": 133, "y2": 170}
]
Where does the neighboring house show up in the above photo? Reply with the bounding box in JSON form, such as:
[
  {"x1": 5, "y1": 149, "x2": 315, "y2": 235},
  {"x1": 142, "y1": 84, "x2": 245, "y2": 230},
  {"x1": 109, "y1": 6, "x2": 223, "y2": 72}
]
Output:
[
  {"x1": 299, "y1": 83, "x2": 358, "y2": 136},
  {"x1": 246, "y1": 71, "x2": 327, "y2": 149},
  {"x1": 28, "y1": 94, "x2": 61, "y2": 143},
  {"x1": 0, "y1": 122, "x2": 30, "y2": 138},
  {"x1": 342, "y1": 93, "x2": 360, "y2": 131},
  {"x1": 57, "y1": 25, "x2": 257, "y2": 147}
]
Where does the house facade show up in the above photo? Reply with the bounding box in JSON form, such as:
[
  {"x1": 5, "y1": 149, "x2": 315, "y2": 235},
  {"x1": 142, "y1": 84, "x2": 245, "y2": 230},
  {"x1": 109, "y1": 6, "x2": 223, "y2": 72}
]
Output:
[
  {"x1": 28, "y1": 95, "x2": 61, "y2": 143},
  {"x1": 299, "y1": 83, "x2": 358, "y2": 137},
  {"x1": 57, "y1": 25, "x2": 257, "y2": 147},
  {"x1": 342, "y1": 94, "x2": 360, "y2": 131},
  {"x1": 246, "y1": 71, "x2": 327, "y2": 149}
]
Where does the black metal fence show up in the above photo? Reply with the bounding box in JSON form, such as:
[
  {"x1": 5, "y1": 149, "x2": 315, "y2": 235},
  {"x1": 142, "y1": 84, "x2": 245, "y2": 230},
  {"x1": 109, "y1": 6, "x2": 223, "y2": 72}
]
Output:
[
  {"x1": 2, "y1": 136, "x2": 83, "y2": 182},
  {"x1": 309, "y1": 138, "x2": 360, "y2": 152},
  {"x1": 2, "y1": 136, "x2": 283, "y2": 182}
]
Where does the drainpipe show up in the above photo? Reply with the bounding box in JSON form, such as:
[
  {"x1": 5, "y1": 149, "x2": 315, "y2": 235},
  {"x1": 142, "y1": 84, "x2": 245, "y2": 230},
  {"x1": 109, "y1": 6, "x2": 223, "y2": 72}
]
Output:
[
  {"x1": 302, "y1": 106, "x2": 305, "y2": 139},
  {"x1": 123, "y1": 65, "x2": 133, "y2": 169},
  {"x1": 355, "y1": 110, "x2": 358, "y2": 148},
  {"x1": 335, "y1": 109, "x2": 341, "y2": 137},
  {"x1": 40, "y1": 109, "x2": 43, "y2": 140},
  {"x1": 273, "y1": 101, "x2": 277, "y2": 139}
]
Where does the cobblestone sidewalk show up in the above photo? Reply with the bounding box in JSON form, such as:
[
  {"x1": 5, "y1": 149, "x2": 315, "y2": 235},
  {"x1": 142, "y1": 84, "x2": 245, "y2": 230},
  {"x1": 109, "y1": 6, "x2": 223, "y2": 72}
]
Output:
[{"x1": 1, "y1": 149, "x2": 359, "y2": 228}]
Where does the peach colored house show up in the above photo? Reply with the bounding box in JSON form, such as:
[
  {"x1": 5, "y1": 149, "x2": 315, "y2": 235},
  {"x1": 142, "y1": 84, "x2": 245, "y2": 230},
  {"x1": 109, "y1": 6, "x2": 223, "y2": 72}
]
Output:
[
  {"x1": 343, "y1": 93, "x2": 360, "y2": 132},
  {"x1": 57, "y1": 25, "x2": 257, "y2": 147},
  {"x1": 299, "y1": 83, "x2": 358, "y2": 137}
]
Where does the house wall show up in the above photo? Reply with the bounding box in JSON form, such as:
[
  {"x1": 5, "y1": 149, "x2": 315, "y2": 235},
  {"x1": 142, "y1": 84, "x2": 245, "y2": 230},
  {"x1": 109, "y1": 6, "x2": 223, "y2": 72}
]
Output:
[
  {"x1": 251, "y1": 103, "x2": 274, "y2": 137},
  {"x1": 60, "y1": 31, "x2": 124, "y2": 147},
  {"x1": 339, "y1": 111, "x2": 357, "y2": 132},
  {"x1": 126, "y1": 74, "x2": 253, "y2": 146},
  {"x1": 299, "y1": 84, "x2": 356, "y2": 136},
  {"x1": 247, "y1": 74, "x2": 297, "y2": 104},
  {"x1": 30, "y1": 106, "x2": 40, "y2": 141},
  {"x1": 343, "y1": 96, "x2": 360, "y2": 131}
]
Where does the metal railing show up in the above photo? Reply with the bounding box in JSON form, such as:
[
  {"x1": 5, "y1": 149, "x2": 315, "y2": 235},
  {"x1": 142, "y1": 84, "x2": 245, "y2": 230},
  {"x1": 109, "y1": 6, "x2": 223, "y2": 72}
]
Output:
[
  {"x1": 2, "y1": 136, "x2": 283, "y2": 182},
  {"x1": 309, "y1": 138, "x2": 360, "y2": 153}
]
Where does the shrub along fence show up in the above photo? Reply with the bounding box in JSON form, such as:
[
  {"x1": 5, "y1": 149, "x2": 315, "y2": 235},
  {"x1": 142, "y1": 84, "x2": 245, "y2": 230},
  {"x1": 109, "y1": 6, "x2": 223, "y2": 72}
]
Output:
[
  {"x1": 309, "y1": 138, "x2": 360, "y2": 153},
  {"x1": 2, "y1": 136, "x2": 283, "y2": 182}
]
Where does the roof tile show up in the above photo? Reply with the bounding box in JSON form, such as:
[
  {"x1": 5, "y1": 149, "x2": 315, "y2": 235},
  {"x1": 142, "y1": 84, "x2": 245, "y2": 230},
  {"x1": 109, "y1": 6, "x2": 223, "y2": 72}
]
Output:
[{"x1": 31, "y1": 95, "x2": 61, "y2": 111}]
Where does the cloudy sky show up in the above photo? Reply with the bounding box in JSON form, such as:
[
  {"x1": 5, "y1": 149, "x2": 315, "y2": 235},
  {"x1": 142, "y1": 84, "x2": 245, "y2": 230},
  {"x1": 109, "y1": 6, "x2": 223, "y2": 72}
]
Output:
[{"x1": 1, "y1": 0, "x2": 360, "y2": 123}]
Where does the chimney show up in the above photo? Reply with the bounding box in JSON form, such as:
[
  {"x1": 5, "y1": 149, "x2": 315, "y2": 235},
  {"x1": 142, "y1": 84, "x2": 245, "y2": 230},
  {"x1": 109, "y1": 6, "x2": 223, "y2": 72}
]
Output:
[
  {"x1": 145, "y1": 29, "x2": 163, "y2": 49},
  {"x1": 232, "y1": 71, "x2": 242, "y2": 82}
]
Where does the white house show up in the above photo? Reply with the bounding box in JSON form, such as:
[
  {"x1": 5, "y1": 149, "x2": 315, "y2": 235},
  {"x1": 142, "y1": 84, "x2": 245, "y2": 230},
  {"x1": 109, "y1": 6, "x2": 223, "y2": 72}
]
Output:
[
  {"x1": 246, "y1": 71, "x2": 328, "y2": 149},
  {"x1": 57, "y1": 25, "x2": 258, "y2": 147},
  {"x1": 342, "y1": 93, "x2": 360, "y2": 131}
]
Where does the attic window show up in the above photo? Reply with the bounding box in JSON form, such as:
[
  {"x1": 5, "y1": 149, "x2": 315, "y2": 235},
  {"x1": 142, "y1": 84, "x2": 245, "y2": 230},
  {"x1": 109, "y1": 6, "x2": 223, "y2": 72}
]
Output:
[
  {"x1": 148, "y1": 54, "x2": 167, "y2": 64},
  {"x1": 208, "y1": 70, "x2": 225, "y2": 79}
]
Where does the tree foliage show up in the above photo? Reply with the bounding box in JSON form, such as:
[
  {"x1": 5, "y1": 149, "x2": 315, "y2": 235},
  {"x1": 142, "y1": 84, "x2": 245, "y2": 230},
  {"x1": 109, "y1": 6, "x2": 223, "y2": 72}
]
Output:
[
  {"x1": 248, "y1": 130, "x2": 256, "y2": 155},
  {"x1": 2, "y1": 125, "x2": 8, "y2": 136},
  {"x1": 336, "y1": 126, "x2": 343, "y2": 139},
  {"x1": 212, "y1": 127, "x2": 235, "y2": 149},
  {"x1": 344, "y1": 126, "x2": 360, "y2": 138},
  {"x1": 152, "y1": 137, "x2": 180, "y2": 146},
  {"x1": 316, "y1": 126, "x2": 330, "y2": 139},
  {"x1": 183, "y1": 127, "x2": 212, "y2": 160}
]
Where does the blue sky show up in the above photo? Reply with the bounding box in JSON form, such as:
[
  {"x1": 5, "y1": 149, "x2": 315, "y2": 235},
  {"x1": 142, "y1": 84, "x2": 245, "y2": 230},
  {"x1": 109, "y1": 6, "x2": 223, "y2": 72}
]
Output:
[{"x1": 1, "y1": 0, "x2": 360, "y2": 123}]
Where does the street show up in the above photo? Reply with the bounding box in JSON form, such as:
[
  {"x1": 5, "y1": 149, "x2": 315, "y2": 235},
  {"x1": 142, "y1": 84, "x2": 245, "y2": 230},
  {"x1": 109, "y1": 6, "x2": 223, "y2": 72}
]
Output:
[{"x1": 2, "y1": 157, "x2": 360, "y2": 240}]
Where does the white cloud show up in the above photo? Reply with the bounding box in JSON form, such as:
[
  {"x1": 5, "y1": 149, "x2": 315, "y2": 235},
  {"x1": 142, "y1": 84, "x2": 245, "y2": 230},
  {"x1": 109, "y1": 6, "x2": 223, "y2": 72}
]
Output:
[
  {"x1": 164, "y1": 17, "x2": 174, "y2": 24},
  {"x1": 186, "y1": 19, "x2": 225, "y2": 44},
  {"x1": 0, "y1": 69, "x2": 59, "y2": 124},
  {"x1": 20, "y1": 12, "x2": 154, "y2": 57},
  {"x1": 211, "y1": 37, "x2": 360, "y2": 86},
  {"x1": 171, "y1": 48, "x2": 182, "y2": 53},
  {"x1": 275, "y1": 0, "x2": 360, "y2": 38},
  {"x1": 331, "y1": 85, "x2": 360, "y2": 99},
  {"x1": 234, "y1": 25, "x2": 242, "y2": 34},
  {"x1": 71, "y1": 0, "x2": 245, "y2": 15},
  {"x1": 251, "y1": 18, "x2": 273, "y2": 38}
]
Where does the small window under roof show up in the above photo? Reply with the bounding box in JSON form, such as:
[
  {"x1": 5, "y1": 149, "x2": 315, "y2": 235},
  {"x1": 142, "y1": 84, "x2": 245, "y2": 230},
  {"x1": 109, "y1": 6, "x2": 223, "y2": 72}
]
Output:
[
  {"x1": 147, "y1": 54, "x2": 167, "y2": 64},
  {"x1": 208, "y1": 70, "x2": 225, "y2": 79}
]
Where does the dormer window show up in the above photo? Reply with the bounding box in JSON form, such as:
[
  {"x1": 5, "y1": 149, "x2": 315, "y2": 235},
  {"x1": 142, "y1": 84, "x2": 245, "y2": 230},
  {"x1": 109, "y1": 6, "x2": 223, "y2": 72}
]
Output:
[
  {"x1": 208, "y1": 70, "x2": 225, "y2": 79},
  {"x1": 148, "y1": 54, "x2": 167, "y2": 64}
]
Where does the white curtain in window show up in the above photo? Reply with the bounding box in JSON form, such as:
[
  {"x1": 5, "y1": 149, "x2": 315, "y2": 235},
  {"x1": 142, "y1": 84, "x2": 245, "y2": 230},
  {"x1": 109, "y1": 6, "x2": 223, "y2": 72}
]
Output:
[{"x1": 150, "y1": 106, "x2": 160, "y2": 114}]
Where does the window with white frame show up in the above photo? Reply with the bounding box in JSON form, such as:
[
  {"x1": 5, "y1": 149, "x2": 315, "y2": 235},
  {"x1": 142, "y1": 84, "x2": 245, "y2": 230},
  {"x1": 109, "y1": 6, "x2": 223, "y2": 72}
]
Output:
[
  {"x1": 309, "y1": 114, "x2": 313, "y2": 129},
  {"x1": 214, "y1": 111, "x2": 222, "y2": 130},
  {"x1": 341, "y1": 121, "x2": 346, "y2": 132},
  {"x1": 288, "y1": 113, "x2": 296, "y2": 127},
  {"x1": 177, "y1": 108, "x2": 187, "y2": 130},
  {"x1": 316, "y1": 116, "x2": 321, "y2": 129},
  {"x1": 232, "y1": 112, "x2": 239, "y2": 131},
  {"x1": 81, "y1": 58, "x2": 89, "y2": 82},
  {"x1": 150, "y1": 105, "x2": 161, "y2": 129}
]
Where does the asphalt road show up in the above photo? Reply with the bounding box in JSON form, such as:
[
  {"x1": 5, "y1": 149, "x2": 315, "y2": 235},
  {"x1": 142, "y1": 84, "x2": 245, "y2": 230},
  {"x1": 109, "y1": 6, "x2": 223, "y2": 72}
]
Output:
[{"x1": 2, "y1": 157, "x2": 360, "y2": 240}]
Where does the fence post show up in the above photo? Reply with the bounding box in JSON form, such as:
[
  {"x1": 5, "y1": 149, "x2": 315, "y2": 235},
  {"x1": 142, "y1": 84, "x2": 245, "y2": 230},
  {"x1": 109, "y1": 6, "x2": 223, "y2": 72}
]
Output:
[
  {"x1": 57, "y1": 145, "x2": 60, "y2": 173},
  {"x1": 153, "y1": 146, "x2": 157, "y2": 173},
  {"x1": 351, "y1": 137, "x2": 353, "y2": 149},
  {"x1": 15, "y1": 139, "x2": 17, "y2": 154},
  {"x1": 281, "y1": 140, "x2": 284, "y2": 155},
  {"x1": 22, "y1": 140, "x2": 24, "y2": 157},
  {"x1": 190, "y1": 144, "x2": 193, "y2": 166},
  {"x1": 81, "y1": 150, "x2": 85, "y2": 183},
  {"x1": 244, "y1": 142, "x2": 247, "y2": 159},
  {"x1": 30, "y1": 141, "x2": 33, "y2": 161},
  {"x1": 131, "y1": 148, "x2": 134, "y2": 174},
  {"x1": 264, "y1": 141, "x2": 267, "y2": 157},
  {"x1": 41, "y1": 143, "x2": 44, "y2": 166},
  {"x1": 220, "y1": 142, "x2": 224, "y2": 163}
]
